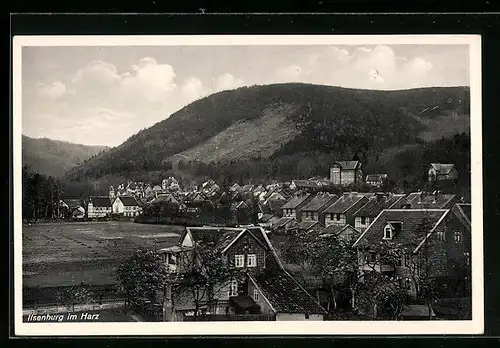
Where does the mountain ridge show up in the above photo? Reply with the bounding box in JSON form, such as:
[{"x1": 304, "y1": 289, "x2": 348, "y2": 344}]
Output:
[
  {"x1": 64, "y1": 83, "x2": 470, "y2": 182},
  {"x1": 22, "y1": 135, "x2": 109, "y2": 178}
]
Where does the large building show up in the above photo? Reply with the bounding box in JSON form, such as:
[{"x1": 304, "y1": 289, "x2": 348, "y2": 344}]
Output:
[{"x1": 330, "y1": 161, "x2": 363, "y2": 186}]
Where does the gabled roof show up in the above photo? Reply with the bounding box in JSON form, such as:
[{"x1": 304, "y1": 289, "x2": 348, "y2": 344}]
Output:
[
  {"x1": 291, "y1": 180, "x2": 320, "y2": 189},
  {"x1": 353, "y1": 194, "x2": 404, "y2": 218},
  {"x1": 332, "y1": 161, "x2": 361, "y2": 170},
  {"x1": 316, "y1": 224, "x2": 357, "y2": 237},
  {"x1": 281, "y1": 194, "x2": 312, "y2": 209},
  {"x1": 63, "y1": 199, "x2": 83, "y2": 208},
  {"x1": 242, "y1": 184, "x2": 254, "y2": 192},
  {"x1": 457, "y1": 203, "x2": 471, "y2": 223},
  {"x1": 352, "y1": 209, "x2": 450, "y2": 249},
  {"x1": 267, "y1": 199, "x2": 286, "y2": 214},
  {"x1": 249, "y1": 270, "x2": 327, "y2": 315},
  {"x1": 323, "y1": 194, "x2": 369, "y2": 214},
  {"x1": 294, "y1": 220, "x2": 319, "y2": 231},
  {"x1": 452, "y1": 203, "x2": 471, "y2": 230},
  {"x1": 429, "y1": 163, "x2": 456, "y2": 175},
  {"x1": 301, "y1": 193, "x2": 338, "y2": 212},
  {"x1": 89, "y1": 196, "x2": 112, "y2": 207},
  {"x1": 273, "y1": 217, "x2": 298, "y2": 228},
  {"x1": 182, "y1": 226, "x2": 269, "y2": 255},
  {"x1": 407, "y1": 192, "x2": 460, "y2": 209},
  {"x1": 365, "y1": 174, "x2": 388, "y2": 182},
  {"x1": 116, "y1": 196, "x2": 140, "y2": 206}
]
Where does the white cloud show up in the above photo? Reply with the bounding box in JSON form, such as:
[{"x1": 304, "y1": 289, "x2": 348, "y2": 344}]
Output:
[
  {"x1": 36, "y1": 81, "x2": 66, "y2": 100},
  {"x1": 212, "y1": 73, "x2": 245, "y2": 92}
]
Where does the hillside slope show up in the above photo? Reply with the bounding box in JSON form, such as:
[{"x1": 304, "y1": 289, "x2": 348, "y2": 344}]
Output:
[
  {"x1": 22, "y1": 136, "x2": 109, "y2": 177},
  {"x1": 66, "y1": 83, "x2": 470, "y2": 181}
]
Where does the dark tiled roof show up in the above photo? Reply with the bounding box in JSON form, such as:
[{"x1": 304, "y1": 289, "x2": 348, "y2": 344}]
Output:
[
  {"x1": 458, "y1": 203, "x2": 471, "y2": 222},
  {"x1": 353, "y1": 195, "x2": 402, "y2": 218},
  {"x1": 259, "y1": 213, "x2": 275, "y2": 222},
  {"x1": 323, "y1": 195, "x2": 369, "y2": 214},
  {"x1": 333, "y1": 161, "x2": 361, "y2": 170},
  {"x1": 117, "y1": 196, "x2": 140, "y2": 206},
  {"x1": 314, "y1": 224, "x2": 356, "y2": 237},
  {"x1": 429, "y1": 163, "x2": 455, "y2": 175},
  {"x1": 365, "y1": 174, "x2": 388, "y2": 182},
  {"x1": 268, "y1": 199, "x2": 286, "y2": 214},
  {"x1": 251, "y1": 270, "x2": 326, "y2": 314},
  {"x1": 352, "y1": 209, "x2": 449, "y2": 249},
  {"x1": 295, "y1": 220, "x2": 319, "y2": 231},
  {"x1": 408, "y1": 193, "x2": 459, "y2": 209},
  {"x1": 301, "y1": 193, "x2": 338, "y2": 212},
  {"x1": 273, "y1": 217, "x2": 297, "y2": 228},
  {"x1": 281, "y1": 194, "x2": 312, "y2": 209},
  {"x1": 292, "y1": 180, "x2": 320, "y2": 189},
  {"x1": 90, "y1": 196, "x2": 112, "y2": 207},
  {"x1": 64, "y1": 199, "x2": 83, "y2": 208},
  {"x1": 184, "y1": 227, "x2": 269, "y2": 254}
]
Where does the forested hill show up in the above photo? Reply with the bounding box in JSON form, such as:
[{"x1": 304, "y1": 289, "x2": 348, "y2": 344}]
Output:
[
  {"x1": 22, "y1": 135, "x2": 109, "y2": 178},
  {"x1": 66, "y1": 83, "x2": 470, "y2": 182}
]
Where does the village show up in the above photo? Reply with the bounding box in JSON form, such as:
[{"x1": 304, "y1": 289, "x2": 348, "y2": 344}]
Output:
[{"x1": 50, "y1": 160, "x2": 471, "y2": 322}]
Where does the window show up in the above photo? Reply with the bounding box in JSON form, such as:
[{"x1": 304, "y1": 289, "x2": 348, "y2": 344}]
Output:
[
  {"x1": 368, "y1": 252, "x2": 377, "y2": 263},
  {"x1": 229, "y1": 280, "x2": 238, "y2": 297},
  {"x1": 336, "y1": 214, "x2": 341, "y2": 221},
  {"x1": 253, "y1": 289, "x2": 259, "y2": 301},
  {"x1": 404, "y1": 278, "x2": 412, "y2": 291},
  {"x1": 454, "y1": 231, "x2": 462, "y2": 243},
  {"x1": 235, "y1": 255, "x2": 244, "y2": 268},
  {"x1": 436, "y1": 231, "x2": 446, "y2": 242},
  {"x1": 464, "y1": 252, "x2": 470, "y2": 266},
  {"x1": 329, "y1": 213, "x2": 334, "y2": 220},
  {"x1": 305, "y1": 313, "x2": 310, "y2": 319},
  {"x1": 383, "y1": 225, "x2": 392, "y2": 240},
  {"x1": 403, "y1": 253, "x2": 411, "y2": 267},
  {"x1": 361, "y1": 216, "x2": 366, "y2": 225},
  {"x1": 247, "y1": 254, "x2": 257, "y2": 267}
]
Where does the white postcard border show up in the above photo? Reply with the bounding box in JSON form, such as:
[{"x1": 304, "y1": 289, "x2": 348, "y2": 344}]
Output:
[{"x1": 13, "y1": 34, "x2": 483, "y2": 336}]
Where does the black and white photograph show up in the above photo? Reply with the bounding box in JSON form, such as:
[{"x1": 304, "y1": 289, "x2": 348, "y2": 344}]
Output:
[{"x1": 13, "y1": 35, "x2": 483, "y2": 335}]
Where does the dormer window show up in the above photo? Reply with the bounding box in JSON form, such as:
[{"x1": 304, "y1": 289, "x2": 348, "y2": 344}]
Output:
[
  {"x1": 383, "y1": 221, "x2": 402, "y2": 240},
  {"x1": 383, "y1": 224, "x2": 393, "y2": 240}
]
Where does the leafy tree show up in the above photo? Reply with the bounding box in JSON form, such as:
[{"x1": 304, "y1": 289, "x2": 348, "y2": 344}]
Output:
[
  {"x1": 57, "y1": 284, "x2": 95, "y2": 311},
  {"x1": 116, "y1": 248, "x2": 169, "y2": 311}
]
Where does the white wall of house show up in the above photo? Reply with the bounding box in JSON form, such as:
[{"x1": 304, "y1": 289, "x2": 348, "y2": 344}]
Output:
[
  {"x1": 112, "y1": 198, "x2": 124, "y2": 214},
  {"x1": 87, "y1": 203, "x2": 111, "y2": 218},
  {"x1": 283, "y1": 209, "x2": 296, "y2": 219},
  {"x1": 325, "y1": 213, "x2": 346, "y2": 226},
  {"x1": 275, "y1": 313, "x2": 323, "y2": 321},
  {"x1": 302, "y1": 211, "x2": 319, "y2": 221},
  {"x1": 355, "y1": 216, "x2": 372, "y2": 231}
]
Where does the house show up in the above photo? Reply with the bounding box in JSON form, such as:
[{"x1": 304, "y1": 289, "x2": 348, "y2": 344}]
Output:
[
  {"x1": 152, "y1": 185, "x2": 163, "y2": 196},
  {"x1": 406, "y1": 191, "x2": 461, "y2": 209},
  {"x1": 365, "y1": 174, "x2": 388, "y2": 187},
  {"x1": 288, "y1": 220, "x2": 320, "y2": 234},
  {"x1": 229, "y1": 183, "x2": 243, "y2": 193},
  {"x1": 323, "y1": 192, "x2": 369, "y2": 227},
  {"x1": 162, "y1": 177, "x2": 181, "y2": 192},
  {"x1": 329, "y1": 161, "x2": 363, "y2": 186},
  {"x1": 352, "y1": 208, "x2": 471, "y2": 299},
  {"x1": 300, "y1": 193, "x2": 339, "y2": 225},
  {"x1": 87, "y1": 196, "x2": 112, "y2": 218},
  {"x1": 150, "y1": 193, "x2": 181, "y2": 206},
  {"x1": 281, "y1": 194, "x2": 314, "y2": 220},
  {"x1": 159, "y1": 226, "x2": 326, "y2": 321},
  {"x1": 59, "y1": 199, "x2": 86, "y2": 219},
  {"x1": 428, "y1": 163, "x2": 459, "y2": 181},
  {"x1": 201, "y1": 180, "x2": 221, "y2": 198},
  {"x1": 314, "y1": 224, "x2": 360, "y2": 243},
  {"x1": 271, "y1": 217, "x2": 300, "y2": 235},
  {"x1": 289, "y1": 180, "x2": 320, "y2": 193},
  {"x1": 112, "y1": 196, "x2": 142, "y2": 217},
  {"x1": 353, "y1": 193, "x2": 407, "y2": 232}
]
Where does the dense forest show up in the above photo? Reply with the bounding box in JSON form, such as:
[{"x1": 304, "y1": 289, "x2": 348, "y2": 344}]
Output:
[
  {"x1": 65, "y1": 83, "x2": 469, "y2": 181},
  {"x1": 22, "y1": 164, "x2": 64, "y2": 220}
]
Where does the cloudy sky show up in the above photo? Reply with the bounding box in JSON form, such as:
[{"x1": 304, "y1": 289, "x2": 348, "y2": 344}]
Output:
[{"x1": 22, "y1": 44, "x2": 470, "y2": 147}]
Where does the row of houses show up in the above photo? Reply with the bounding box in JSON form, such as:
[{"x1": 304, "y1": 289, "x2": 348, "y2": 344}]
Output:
[
  {"x1": 59, "y1": 195, "x2": 143, "y2": 219},
  {"x1": 268, "y1": 190, "x2": 462, "y2": 236},
  {"x1": 153, "y1": 194, "x2": 471, "y2": 321},
  {"x1": 329, "y1": 160, "x2": 458, "y2": 187}
]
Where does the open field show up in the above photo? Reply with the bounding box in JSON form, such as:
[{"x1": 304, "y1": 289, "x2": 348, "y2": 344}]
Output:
[{"x1": 22, "y1": 221, "x2": 183, "y2": 289}]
